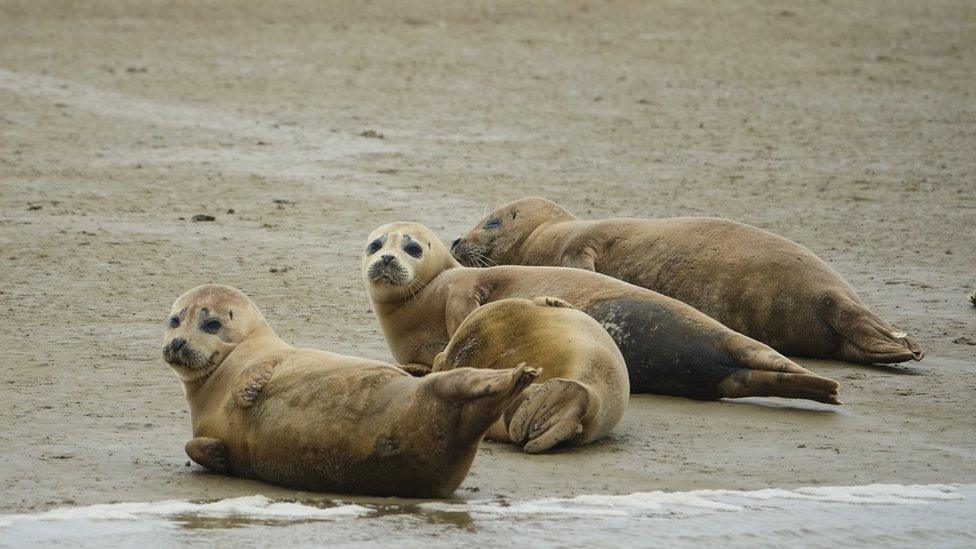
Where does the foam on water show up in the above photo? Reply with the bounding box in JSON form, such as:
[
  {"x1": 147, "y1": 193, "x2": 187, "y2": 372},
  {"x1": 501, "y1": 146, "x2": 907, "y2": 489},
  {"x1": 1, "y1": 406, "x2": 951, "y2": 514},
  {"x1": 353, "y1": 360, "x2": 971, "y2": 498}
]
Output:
[
  {"x1": 1, "y1": 484, "x2": 972, "y2": 548},
  {"x1": 421, "y1": 483, "x2": 963, "y2": 517},
  {"x1": 0, "y1": 495, "x2": 368, "y2": 529}
]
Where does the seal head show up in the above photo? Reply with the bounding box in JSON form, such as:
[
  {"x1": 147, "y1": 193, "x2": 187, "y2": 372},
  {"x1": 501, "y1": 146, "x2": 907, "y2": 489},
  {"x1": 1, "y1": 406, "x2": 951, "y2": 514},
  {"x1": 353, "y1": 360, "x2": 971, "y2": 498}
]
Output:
[
  {"x1": 363, "y1": 222, "x2": 456, "y2": 305},
  {"x1": 451, "y1": 197, "x2": 575, "y2": 267},
  {"x1": 162, "y1": 284, "x2": 266, "y2": 382}
]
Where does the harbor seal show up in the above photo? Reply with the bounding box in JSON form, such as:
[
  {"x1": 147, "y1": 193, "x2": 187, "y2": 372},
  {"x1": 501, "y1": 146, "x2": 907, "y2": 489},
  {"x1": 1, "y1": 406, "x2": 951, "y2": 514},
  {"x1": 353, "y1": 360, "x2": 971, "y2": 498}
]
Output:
[
  {"x1": 363, "y1": 222, "x2": 841, "y2": 404},
  {"x1": 451, "y1": 197, "x2": 923, "y2": 365},
  {"x1": 432, "y1": 297, "x2": 629, "y2": 453},
  {"x1": 162, "y1": 284, "x2": 538, "y2": 498}
]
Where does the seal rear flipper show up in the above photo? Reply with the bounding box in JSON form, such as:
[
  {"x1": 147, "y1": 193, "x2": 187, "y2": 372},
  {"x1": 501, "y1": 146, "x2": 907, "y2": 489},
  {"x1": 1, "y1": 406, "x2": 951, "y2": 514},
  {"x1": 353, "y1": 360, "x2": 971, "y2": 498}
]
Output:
[
  {"x1": 827, "y1": 294, "x2": 924, "y2": 363},
  {"x1": 723, "y1": 334, "x2": 817, "y2": 375},
  {"x1": 431, "y1": 364, "x2": 540, "y2": 441},
  {"x1": 717, "y1": 370, "x2": 842, "y2": 405},
  {"x1": 431, "y1": 363, "x2": 539, "y2": 402},
  {"x1": 508, "y1": 378, "x2": 594, "y2": 454},
  {"x1": 185, "y1": 437, "x2": 230, "y2": 473}
]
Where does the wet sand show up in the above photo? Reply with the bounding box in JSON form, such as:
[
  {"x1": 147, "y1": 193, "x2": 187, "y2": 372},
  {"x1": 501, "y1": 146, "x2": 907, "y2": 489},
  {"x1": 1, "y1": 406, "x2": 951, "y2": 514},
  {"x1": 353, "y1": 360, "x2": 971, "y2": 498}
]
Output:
[{"x1": 1, "y1": 0, "x2": 974, "y2": 513}]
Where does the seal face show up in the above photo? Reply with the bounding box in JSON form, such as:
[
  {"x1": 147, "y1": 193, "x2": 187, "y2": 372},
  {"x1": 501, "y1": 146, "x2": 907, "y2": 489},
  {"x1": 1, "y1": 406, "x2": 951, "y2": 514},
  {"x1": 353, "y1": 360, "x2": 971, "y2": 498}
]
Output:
[
  {"x1": 162, "y1": 284, "x2": 538, "y2": 498},
  {"x1": 452, "y1": 197, "x2": 923, "y2": 365},
  {"x1": 452, "y1": 197, "x2": 574, "y2": 267},
  {"x1": 162, "y1": 285, "x2": 263, "y2": 382},
  {"x1": 362, "y1": 223, "x2": 452, "y2": 306}
]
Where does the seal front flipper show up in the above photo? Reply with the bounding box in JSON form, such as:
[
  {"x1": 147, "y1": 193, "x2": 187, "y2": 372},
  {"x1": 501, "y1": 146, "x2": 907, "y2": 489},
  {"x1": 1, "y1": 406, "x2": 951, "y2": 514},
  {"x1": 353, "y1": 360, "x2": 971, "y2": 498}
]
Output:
[
  {"x1": 399, "y1": 363, "x2": 432, "y2": 377},
  {"x1": 532, "y1": 296, "x2": 575, "y2": 308},
  {"x1": 445, "y1": 285, "x2": 484, "y2": 337},
  {"x1": 233, "y1": 356, "x2": 283, "y2": 408},
  {"x1": 431, "y1": 351, "x2": 449, "y2": 372},
  {"x1": 560, "y1": 248, "x2": 596, "y2": 271},
  {"x1": 185, "y1": 437, "x2": 230, "y2": 473}
]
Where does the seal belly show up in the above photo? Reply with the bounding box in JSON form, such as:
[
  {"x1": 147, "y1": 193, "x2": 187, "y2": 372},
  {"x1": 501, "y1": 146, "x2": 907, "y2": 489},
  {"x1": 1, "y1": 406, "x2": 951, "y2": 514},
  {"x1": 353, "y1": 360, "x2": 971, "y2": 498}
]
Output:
[{"x1": 583, "y1": 298, "x2": 736, "y2": 397}]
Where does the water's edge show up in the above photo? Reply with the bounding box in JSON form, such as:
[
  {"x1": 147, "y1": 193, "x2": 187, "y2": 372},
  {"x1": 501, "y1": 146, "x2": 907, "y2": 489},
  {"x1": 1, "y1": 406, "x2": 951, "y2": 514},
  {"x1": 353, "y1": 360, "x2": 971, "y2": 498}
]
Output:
[{"x1": 2, "y1": 484, "x2": 974, "y2": 548}]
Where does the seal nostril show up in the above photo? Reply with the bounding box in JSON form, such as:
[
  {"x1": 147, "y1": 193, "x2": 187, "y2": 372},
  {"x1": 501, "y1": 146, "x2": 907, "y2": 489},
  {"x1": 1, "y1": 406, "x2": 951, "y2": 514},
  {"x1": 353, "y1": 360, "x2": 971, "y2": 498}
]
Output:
[
  {"x1": 451, "y1": 238, "x2": 461, "y2": 250},
  {"x1": 170, "y1": 337, "x2": 187, "y2": 351},
  {"x1": 381, "y1": 254, "x2": 394, "y2": 265}
]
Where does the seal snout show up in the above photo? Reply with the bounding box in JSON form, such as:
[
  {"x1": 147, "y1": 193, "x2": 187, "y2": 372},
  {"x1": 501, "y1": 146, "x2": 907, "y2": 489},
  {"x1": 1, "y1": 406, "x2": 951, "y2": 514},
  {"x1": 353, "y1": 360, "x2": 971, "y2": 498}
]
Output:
[
  {"x1": 366, "y1": 254, "x2": 410, "y2": 285},
  {"x1": 450, "y1": 238, "x2": 472, "y2": 265},
  {"x1": 450, "y1": 241, "x2": 484, "y2": 267},
  {"x1": 163, "y1": 336, "x2": 204, "y2": 368}
]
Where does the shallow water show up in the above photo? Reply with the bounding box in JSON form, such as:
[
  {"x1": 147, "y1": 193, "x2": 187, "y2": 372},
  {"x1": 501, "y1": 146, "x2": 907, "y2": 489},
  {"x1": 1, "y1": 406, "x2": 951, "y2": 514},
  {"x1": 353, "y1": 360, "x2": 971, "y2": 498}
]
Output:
[{"x1": 2, "y1": 484, "x2": 974, "y2": 548}]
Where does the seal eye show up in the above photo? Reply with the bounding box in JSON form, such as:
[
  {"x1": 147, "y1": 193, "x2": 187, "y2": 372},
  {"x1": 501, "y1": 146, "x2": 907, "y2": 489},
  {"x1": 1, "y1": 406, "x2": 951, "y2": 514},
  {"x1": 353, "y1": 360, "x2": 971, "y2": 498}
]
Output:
[
  {"x1": 366, "y1": 239, "x2": 382, "y2": 255},
  {"x1": 201, "y1": 319, "x2": 222, "y2": 333},
  {"x1": 404, "y1": 243, "x2": 423, "y2": 258},
  {"x1": 484, "y1": 219, "x2": 501, "y2": 230},
  {"x1": 168, "y1": 315, "x2": 180, "y2": 329}
]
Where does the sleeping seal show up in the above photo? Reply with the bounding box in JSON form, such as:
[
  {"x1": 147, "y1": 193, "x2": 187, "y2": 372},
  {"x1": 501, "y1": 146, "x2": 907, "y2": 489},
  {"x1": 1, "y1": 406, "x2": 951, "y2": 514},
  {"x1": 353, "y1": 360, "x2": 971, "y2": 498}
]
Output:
[{"x1": 451, "y1": 197, "x2": 923, "y2": 365}]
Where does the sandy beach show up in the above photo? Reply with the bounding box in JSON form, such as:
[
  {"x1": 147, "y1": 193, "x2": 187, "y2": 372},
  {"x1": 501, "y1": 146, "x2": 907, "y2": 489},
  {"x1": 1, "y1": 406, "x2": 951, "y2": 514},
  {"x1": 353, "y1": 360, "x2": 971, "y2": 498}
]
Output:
[{"x1": 1, "y1": 0, "x2": 974, "y2": 518}]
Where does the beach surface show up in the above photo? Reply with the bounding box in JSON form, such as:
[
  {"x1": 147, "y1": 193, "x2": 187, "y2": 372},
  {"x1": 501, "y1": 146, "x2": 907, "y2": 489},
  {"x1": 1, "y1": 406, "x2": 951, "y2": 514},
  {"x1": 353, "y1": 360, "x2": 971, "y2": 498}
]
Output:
[{"x1": 1, "y1": 0, "x2": 974, "y2": 518}]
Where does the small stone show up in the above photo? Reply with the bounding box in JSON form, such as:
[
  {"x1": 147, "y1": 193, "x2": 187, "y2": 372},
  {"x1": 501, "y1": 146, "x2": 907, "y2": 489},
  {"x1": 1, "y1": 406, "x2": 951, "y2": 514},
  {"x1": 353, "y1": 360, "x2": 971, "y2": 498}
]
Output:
[{"x1": 192, "y1": 214, "x2": 215, "y2": 222}]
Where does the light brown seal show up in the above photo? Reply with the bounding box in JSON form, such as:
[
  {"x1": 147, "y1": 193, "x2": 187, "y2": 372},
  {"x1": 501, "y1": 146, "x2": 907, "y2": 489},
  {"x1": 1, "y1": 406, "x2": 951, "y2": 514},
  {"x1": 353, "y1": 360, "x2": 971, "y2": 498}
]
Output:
[
  {"x1": 362, "y1": 222, "x2": 841, "y2": 404},
  {"x1": 161, "y1": 284, "x2": 538, "y2": 498},
  {"x1": 451, "y1": 197, "x2": 923, "y2": 365},
  {"x1": 432, "y1": 297, "x2": 629, "y2": 453}
]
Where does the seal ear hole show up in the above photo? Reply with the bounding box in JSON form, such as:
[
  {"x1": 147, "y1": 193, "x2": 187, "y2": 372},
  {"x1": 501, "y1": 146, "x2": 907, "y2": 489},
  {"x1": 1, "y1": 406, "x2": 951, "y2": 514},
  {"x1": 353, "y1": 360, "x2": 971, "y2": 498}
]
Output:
[
  {"x1": 229, "y1": 310, "x2": 233, "y2": 320},
  {"x1": 511, "y1": 211, "x2": 518, "y2": 219}
]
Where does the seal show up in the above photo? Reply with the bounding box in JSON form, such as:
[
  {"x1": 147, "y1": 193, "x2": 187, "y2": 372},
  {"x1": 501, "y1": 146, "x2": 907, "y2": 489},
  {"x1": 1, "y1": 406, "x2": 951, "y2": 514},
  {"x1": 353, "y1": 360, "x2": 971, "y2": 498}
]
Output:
[
  {"x1": 162, "y1": 284, "x2": 538, "y2": 498},
  {"x1": 363, "y1": 222, "x2": 841, "y2": 404},
  {"x1": 451, "y1": 197, "x2": 923, "y2": 365},
  {"x1": 432, "y1": 297, "x2": 629, "y2": 453}
]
